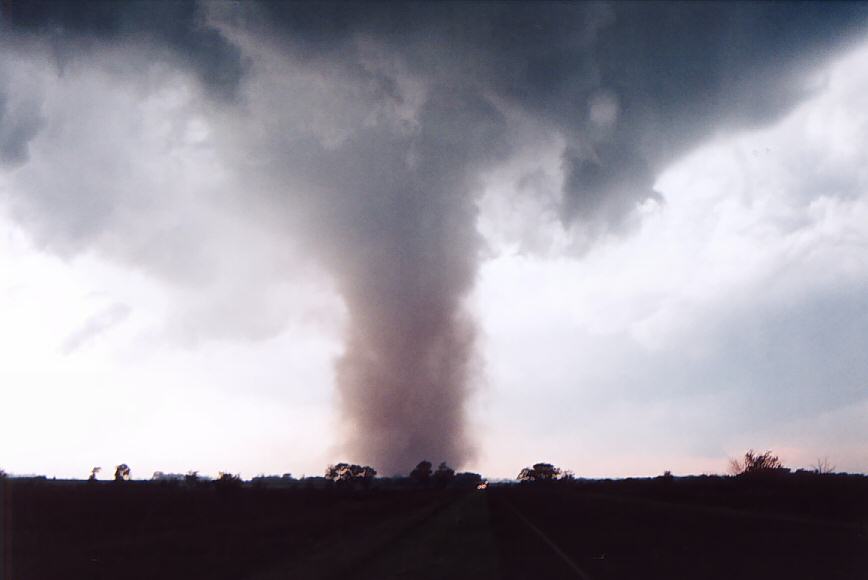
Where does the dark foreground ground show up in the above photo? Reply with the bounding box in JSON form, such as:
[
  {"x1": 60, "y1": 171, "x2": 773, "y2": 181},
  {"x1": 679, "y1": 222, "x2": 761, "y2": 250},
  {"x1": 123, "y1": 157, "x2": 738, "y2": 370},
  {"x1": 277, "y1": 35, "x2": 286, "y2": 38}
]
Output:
[{"x1": 3, "y1": 475, "x2": 868, "y2": 580}]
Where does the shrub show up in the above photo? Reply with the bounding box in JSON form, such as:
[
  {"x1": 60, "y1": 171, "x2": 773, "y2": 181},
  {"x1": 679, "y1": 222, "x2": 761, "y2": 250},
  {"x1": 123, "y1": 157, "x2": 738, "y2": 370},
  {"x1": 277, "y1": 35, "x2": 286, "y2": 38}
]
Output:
[{"x1": 729, "y1": 450, "x2": 786, "y2": 476}]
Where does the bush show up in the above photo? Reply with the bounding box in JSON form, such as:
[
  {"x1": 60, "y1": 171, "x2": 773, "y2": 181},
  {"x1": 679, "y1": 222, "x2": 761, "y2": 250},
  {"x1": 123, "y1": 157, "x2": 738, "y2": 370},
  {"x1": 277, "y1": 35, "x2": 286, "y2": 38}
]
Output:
[{"x1": 729, "y1": 450, "x2": 787, "y2": 476}]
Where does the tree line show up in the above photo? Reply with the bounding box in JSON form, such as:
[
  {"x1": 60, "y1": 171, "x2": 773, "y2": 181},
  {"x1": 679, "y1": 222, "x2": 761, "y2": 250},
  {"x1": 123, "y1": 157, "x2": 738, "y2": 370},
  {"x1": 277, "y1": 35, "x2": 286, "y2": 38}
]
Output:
[{"x1": 0, "y1": 449, "x2": 845, "y2": 483}]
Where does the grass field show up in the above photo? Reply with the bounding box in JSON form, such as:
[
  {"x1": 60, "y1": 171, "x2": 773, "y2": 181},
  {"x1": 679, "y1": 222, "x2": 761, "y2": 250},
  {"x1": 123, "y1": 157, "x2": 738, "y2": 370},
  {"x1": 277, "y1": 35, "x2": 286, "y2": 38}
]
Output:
[{"x1": 3, "y1": 474, "x2": 867, "y2": 579}]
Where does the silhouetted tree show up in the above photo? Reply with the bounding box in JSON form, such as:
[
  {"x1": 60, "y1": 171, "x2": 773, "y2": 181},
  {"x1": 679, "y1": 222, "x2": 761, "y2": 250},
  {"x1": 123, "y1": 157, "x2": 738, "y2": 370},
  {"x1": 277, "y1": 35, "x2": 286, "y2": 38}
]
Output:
[
  {"x1": 410, "y1": 460, "x2": 433, "y2": 484},
  {"x1": 517, "y1": 462, "x2": 562, "y2": 482},
  {"x1": 153, "y1": 471, "x2": 184, "y2": 482},
  {"x1": 325, "y1": 463, "x2": 350, "y2": 482},
  {"x1": 114, "y1": 464, "x2": 131, "y2": 482},
  {"x1": 185, "y1": 470, "x2": 200, "y2": 484},
  {"x1": 0, "y1": 468, "x2": 6, "y2": 479},
  {"x1": 89, "y1": 467, "x2": 101, "y2": 481},
  {"x1": 432, "y1": 462, "x2": 455, "y2": 487},
  {"x1": 729, "y1": 450, "x2": 785, "y2": 476},
  {"x1": 325, "y1": 463, "x2": 377, "y2": 485},
  {"x1": 214, "y1": 472, "x2": 243, "y2": 498},
  {"x1": 215, "y1": 472, "x2": 243, "y2": 489}
]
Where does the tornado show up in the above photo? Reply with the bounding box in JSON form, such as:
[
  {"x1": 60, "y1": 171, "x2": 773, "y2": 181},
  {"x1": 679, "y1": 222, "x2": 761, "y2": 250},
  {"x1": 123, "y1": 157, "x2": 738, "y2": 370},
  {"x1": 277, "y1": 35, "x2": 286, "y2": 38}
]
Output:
[
  {"x1": 3, "y1": 0, "x2": 866, "y2": 476},
  {"x1": 297, "y1": 88, "x2": 510, "y2": 474}
]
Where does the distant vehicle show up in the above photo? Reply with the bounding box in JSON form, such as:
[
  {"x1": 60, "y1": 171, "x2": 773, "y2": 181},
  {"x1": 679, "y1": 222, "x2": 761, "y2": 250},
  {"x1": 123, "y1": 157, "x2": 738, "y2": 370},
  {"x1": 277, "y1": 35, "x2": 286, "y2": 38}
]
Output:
[{"x1": 476, "y1": 481, "x2": 488, "y2": 490}]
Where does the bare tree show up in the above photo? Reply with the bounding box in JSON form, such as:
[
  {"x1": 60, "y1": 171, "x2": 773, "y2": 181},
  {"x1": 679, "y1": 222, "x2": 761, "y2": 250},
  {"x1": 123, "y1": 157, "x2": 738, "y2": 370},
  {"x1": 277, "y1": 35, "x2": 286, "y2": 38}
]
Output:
[
  {"x1": 728, "y1": 457, "x2": 744, "y2": 476},
  {"x1": 813, "y1": 457, "x2": 836, "y2": 475},
  {"x1": 89, "y1": 467, "x2": 101, "y2": 481},
  {"x1": 729, "y1": 450, "x2": 785, "y2": 476}
]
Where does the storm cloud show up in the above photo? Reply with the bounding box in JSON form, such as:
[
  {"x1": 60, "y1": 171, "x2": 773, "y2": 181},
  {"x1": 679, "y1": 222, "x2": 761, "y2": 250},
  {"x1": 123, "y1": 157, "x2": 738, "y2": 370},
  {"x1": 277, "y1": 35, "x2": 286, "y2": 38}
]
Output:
[{"x1": 1, "y1": 1, "x2": 866, "y2": 473}]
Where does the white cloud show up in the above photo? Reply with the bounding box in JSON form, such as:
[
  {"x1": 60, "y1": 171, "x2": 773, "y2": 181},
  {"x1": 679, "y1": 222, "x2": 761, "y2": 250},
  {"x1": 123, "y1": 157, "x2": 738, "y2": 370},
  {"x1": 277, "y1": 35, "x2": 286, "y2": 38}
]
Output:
[
  {"x1": 0, "y1": 213, "x2": 341, "y2": 479},
  {"x1": 474, "y1": 38, "x2": 868, "y2": 477}
]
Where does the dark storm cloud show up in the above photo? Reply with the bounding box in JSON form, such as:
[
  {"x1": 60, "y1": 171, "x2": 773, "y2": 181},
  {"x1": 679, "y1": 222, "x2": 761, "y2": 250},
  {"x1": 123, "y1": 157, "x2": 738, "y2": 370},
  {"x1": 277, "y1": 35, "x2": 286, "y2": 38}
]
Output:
[
  {"x1": 1, "y1": 0, "x2": 245, "y2": 100},
  {"x1": 247, "y1": 1, "x2": 867, "y2": 230},
  {"x1": 4, "y1": 2, "x2": 864, "y2": 227},
  {"x1": 1, "y1": 1, "x2": 866, "y2": 472},
  {"x1": 224, "y1": 2, "x2": 866, "y2": 471}
]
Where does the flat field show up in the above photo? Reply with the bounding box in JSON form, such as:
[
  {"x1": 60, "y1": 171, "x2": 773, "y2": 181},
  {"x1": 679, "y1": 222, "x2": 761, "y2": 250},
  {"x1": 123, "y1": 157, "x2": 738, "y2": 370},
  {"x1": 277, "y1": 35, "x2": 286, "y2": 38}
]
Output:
[{"x1": 3, "y1": 475, "x2": 867, "y2": 579}]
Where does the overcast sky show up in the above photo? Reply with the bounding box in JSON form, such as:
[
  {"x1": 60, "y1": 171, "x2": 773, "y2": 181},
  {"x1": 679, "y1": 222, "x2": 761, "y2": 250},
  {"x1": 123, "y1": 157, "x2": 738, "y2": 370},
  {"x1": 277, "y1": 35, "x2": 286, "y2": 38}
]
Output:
[{"x1": 2, "y1": 2, "x2": 868, "y2": 479}]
